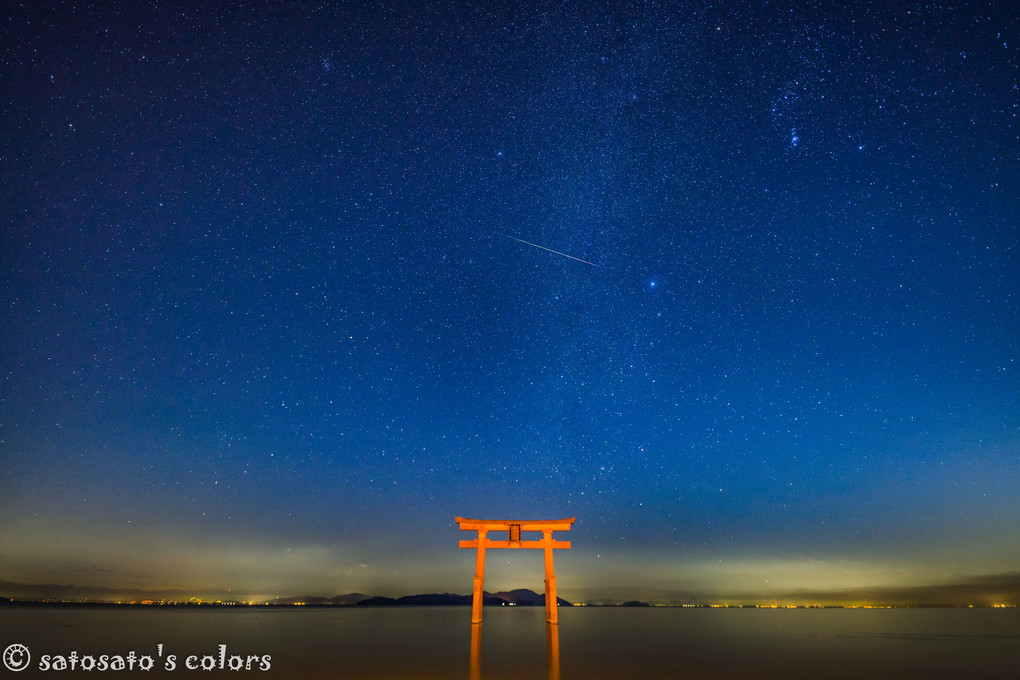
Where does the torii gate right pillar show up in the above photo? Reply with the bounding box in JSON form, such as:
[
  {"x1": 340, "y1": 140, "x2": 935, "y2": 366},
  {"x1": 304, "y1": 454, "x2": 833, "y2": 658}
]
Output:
[
  {"x1": 471, "y1": 529, "x2": 488, "y2": 624},
  {"x1": 543, "y1": 529, "x2": 558, "y2": 623}
]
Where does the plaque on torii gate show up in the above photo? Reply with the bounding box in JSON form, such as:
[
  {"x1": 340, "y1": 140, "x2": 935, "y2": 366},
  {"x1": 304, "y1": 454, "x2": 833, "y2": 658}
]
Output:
[{"x1": 456, "y1": 517, "x2": 574, "y2": 624}]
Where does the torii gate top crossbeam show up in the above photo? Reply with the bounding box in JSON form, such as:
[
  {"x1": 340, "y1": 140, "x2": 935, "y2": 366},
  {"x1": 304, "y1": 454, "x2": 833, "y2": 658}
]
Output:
[
  {"x1": 455, "y1": 517, "x2": 575, "y2": 532},
  {"x1": 456, "y1": 517, "x2": 574, "y2": 549}
]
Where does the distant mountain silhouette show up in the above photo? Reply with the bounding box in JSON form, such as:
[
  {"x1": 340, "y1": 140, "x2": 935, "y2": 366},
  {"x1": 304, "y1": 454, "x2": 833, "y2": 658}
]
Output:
[
  {"x1": 358, "y1": 592, "x2": 502, "y2": 606},
  {"x1": 269, "y1": 593, "x2": 369, "y2": 605},
  {"x1": 357, "y1": 595, "x2": 398, "y2": 606},
  {"x1": 331, "y1": 593, "x2": 372, "y2": 605},
  {"x1": 354, "y1": 589, "x2": 572, "y2": 607},
  {"x1": 491, "y1": 588, "x2": 572, "y2": 607}
]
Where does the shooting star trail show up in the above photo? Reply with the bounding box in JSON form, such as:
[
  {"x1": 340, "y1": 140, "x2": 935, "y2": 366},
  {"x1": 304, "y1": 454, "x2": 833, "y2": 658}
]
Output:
[{"x1": 500, "y1": 233, "x2": 599, "y2": 267}]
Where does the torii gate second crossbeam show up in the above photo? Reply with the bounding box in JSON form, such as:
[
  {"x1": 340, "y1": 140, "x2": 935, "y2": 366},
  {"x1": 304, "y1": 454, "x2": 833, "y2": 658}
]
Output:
[{"x1": 456, "y1": 517, "x2": 574, "y2": 624}]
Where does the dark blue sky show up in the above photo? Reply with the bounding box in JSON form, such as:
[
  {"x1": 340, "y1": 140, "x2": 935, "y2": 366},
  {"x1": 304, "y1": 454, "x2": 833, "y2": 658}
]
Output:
[{"x1": 2, "y1": 1, "x2": 1017, "y2": 603}]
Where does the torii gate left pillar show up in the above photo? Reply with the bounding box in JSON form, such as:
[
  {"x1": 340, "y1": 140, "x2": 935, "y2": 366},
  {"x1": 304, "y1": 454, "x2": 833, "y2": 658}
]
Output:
[{"x1": 456, "y1": 517, "x2": 574, "y2": 623}]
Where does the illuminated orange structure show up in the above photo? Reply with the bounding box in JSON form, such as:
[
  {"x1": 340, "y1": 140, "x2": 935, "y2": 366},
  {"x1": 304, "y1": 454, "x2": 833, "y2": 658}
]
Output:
[
  {"x1": 469, "y1": 618, "x2": 560, "y2": 680},
  {"x1": 456, "y1": 517, "x2": 574, "y2": 623}
]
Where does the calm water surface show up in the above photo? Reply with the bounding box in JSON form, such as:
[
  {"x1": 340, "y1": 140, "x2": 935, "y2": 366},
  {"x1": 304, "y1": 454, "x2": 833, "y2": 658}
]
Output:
[{"x1": 2, "y1": 606, "x2": 1017, "y2": 678}]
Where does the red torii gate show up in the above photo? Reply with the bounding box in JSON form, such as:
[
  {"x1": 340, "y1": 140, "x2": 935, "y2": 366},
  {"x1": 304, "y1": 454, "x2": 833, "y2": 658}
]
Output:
[{"x1": 456, "y1": 517, "x2": 574, "y2": 623}]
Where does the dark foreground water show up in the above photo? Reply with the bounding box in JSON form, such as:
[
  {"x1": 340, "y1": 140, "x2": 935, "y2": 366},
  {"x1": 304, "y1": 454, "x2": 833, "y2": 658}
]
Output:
[{"x1": 2, "y1": 605, "x2": 1018, "y2": 678}]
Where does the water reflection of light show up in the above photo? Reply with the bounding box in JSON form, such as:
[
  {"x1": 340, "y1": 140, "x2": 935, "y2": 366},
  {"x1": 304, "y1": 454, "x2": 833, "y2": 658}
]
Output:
[
  {"x1": 469, "y1": 620, "x2": 560, "y2": 680},
  {"x1": 546, "y1": 623, "x2": 560, "y2": 680}
]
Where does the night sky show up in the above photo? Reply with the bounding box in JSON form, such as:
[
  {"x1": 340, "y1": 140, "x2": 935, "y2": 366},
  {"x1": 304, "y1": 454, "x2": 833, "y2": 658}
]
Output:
[{"x1": 2, "y1": 1, "x2": 1018, "y2": 604}]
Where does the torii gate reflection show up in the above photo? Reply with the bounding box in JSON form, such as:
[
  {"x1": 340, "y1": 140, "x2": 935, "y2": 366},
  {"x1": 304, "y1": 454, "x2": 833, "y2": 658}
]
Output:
[
  {"x1": 469, "y1": 618, "x2": 560, "y2": 680},
  {"x1": 457, "y1": 517, "x2": 573, "y2": 680}
]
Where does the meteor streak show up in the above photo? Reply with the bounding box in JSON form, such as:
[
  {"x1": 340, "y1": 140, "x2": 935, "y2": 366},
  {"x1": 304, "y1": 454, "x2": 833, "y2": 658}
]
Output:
[{"x1": 500, "y1": 233, "x2": 599, "y2": 267}]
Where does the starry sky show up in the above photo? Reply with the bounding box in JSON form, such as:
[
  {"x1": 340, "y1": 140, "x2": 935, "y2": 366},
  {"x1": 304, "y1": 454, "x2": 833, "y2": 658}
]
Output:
[{"x1": 2, "y1": 1, "x2": 1018, "y2": 604}]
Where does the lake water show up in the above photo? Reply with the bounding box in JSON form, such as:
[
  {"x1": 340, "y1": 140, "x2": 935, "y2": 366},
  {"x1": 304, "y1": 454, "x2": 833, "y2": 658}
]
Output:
[{"x1": 2, "y1": 605, "x2": 1018, "y2": 678}]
